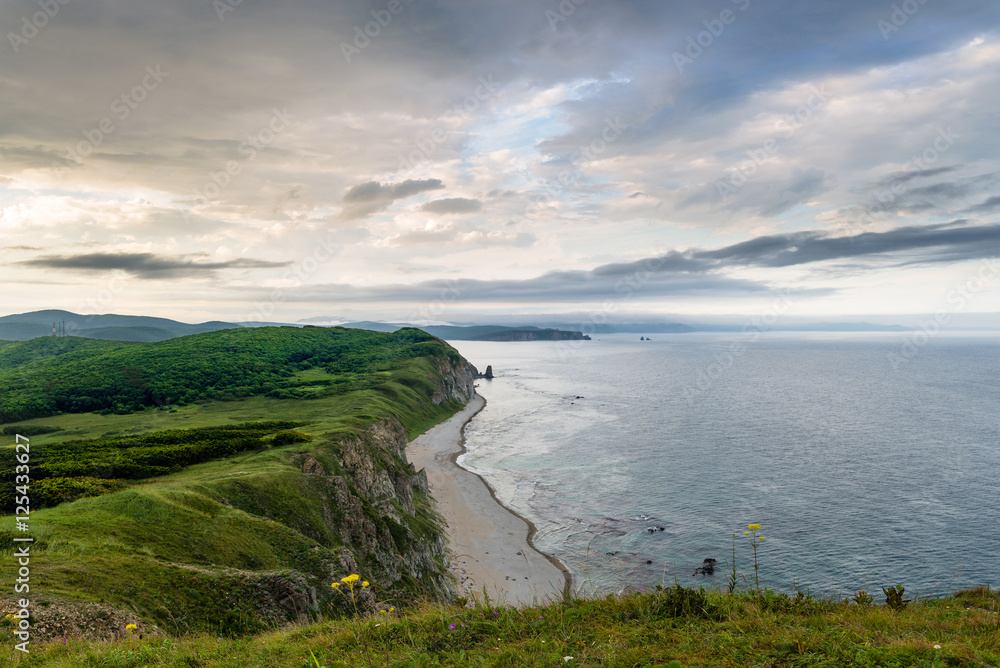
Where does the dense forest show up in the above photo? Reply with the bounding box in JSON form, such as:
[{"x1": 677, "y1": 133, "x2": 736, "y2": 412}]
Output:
[{"x1": 0, "y1": 326, "x2": 459, "y2": 423}]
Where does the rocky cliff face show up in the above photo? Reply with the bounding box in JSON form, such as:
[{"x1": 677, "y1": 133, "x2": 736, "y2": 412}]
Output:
[
  {"x1": 431, "y1": 352, "x2": 478, "y2": 404},
  {"x1": 475, "y1": 328, "x2": 590, "y2": 341},
  {"x1": 280, "y1": 351, "x2": 479, "y2": 610}
]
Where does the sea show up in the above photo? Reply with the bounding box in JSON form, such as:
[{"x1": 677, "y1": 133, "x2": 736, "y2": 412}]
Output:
[{"x1": 446, "y1": 332, "x2": 1000, "y2": 600}]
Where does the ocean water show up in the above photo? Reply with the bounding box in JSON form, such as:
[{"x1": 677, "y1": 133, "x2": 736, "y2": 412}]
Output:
[{"x1": 447, "y1": 332, "x2": 1000, "y2": 599}]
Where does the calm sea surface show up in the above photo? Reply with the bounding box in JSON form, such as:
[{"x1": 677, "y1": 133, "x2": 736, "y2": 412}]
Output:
[{"x1": 446, "y1": 332, "x2": 1000, "y2": 599}]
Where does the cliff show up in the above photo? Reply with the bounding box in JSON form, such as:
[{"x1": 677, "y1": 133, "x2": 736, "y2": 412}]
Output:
[
  {"x1": 473, "y1": 328, "x2": 591, "y2": 342},
  {"x1": 0, "y1": 331, "x2": 480, "y2": 639}
]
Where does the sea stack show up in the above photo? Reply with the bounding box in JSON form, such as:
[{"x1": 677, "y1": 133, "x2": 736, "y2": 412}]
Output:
[{"x1": 484, "y1": 365, "x2": 494, "y2": 379}]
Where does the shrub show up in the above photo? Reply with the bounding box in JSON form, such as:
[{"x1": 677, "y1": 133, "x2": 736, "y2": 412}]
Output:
[
  {"x1": 272, "y1": 430, "x2": 312, "y2": 446},
  {"x1": 649, "y1": 584, "x2": 717, "y2": 619}
]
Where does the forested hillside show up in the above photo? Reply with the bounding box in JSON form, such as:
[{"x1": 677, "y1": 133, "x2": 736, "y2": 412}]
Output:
[
  {"x1": 0, "y1": 326, "x2": 478, "y2": 638},
  {"x1": 0, "y1": 326, "x2": 458, "y2": 423}
]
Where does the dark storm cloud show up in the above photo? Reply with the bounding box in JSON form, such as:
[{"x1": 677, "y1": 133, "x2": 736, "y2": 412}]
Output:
[{"x1": 18, "y1": 253, "x2": 291, "y2": 279}]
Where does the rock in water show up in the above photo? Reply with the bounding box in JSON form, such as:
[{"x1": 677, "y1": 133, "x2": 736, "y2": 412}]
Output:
[
  {"x1": 694, "y1": 558, "x2": 717, "y2": 576},
  {"x1": 484, "y1": 365, "x2": 493, "y2": 379}
]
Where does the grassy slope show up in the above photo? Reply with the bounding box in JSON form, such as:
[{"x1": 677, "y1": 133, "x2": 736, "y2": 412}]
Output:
[
  {"x1": 1, "y1": 329, "x2": 468, "y2": 637},
  {"x1": 11, "y1": 586, "x2": 1000, "y2": 667}
]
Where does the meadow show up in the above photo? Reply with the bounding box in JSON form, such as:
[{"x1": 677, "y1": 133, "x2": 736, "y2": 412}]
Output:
[
  {"x1": 1, "y1": 327, "x2": 470, "y2": 638},
  {"x1": 6, "y1": 582, "x2": 998, "y2": 667}
]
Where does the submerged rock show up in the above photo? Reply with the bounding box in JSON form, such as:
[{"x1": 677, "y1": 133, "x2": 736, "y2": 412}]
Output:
[{"x1": 694, "y1": 558, "x2": 717, "y2": 576}]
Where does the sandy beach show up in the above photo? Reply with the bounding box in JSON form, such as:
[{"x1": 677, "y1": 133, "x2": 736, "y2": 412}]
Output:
[{"x1": 407, "y1": 393, "x2": 569, "y2": 606}]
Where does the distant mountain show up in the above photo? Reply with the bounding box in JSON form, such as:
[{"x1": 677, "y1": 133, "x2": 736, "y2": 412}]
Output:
[
  {"x1": 341, "y1": 322, "x2": 591, "y2": 341},
  {"x1": 338, "y1": 320, "x2": 403, "y2": 333},
  {"x1": 559, "y1": 322, "x2": 696, "y2": 334},
  {"x1": 0, "y1": 310, "x2": 239, "y2": 342}
]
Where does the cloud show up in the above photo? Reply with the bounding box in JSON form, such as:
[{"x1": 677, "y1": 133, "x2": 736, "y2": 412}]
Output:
[
  {"x1": 2, "y1": 0, "x2": 999, "y2": 318},
  {"x1": 339, "y1": 179, "x2": 445, "y2": 220},
  {"x1": 695, "y1": 220, "x2": 1000, "y2": 269},
  {"x1": 280, "y1": 220, "x2": 1000, "y2": 306},
  {"x1": 420, "y1": 198, "x2": 483, "y2": 214},
  {"x1": 291, "y1": 272, "x2": 775, "y2": 305},
  {"x1": 964, "y1": 195, "x2": 1000, "y2": 214},
  {"x1": 343, "y1": 179, "x2": 445, "y2": 203},
  {"x1": 18, "y1": 253, "x2": 290, "y2": 279}
]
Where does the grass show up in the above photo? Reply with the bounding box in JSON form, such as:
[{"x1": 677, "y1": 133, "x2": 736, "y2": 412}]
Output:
[
  {"x1": 1, "y1": 350, "x2": 468, "y2": 637},
  {"x1": 9, "y1": 585, "x2": 999, "y2": 667}
]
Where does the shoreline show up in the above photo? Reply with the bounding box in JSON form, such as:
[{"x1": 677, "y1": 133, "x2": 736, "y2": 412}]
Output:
[
  {"x1": 407, "y1": 392, "x2": 571, "y2": 605},
  {"x1": 450, "y1": 395, "x2": 574, "y2": 600}
]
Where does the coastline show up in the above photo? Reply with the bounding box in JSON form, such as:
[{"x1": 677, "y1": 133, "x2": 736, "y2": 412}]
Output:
[{"x1": 407, "y1": 392, "x2": 571, "y2": 605}]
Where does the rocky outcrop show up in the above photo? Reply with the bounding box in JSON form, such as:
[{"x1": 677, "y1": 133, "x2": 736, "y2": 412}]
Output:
[{"x1": 430, "y1": 351, "x2": 478, "y2": 405}]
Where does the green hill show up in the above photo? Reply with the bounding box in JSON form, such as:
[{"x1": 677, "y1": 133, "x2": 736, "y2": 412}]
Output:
[
  {"x1": 0, "y1": 309, "x2": 237, "y2": 342},
  {"x1": 0, "y1": 326, "x2": 479, "y2": 639},
  {"x1": 342, "y1": 322, "x2": 591, "y2": 341},
  {"x1": 0, "y1": 325, "x2": 464, "y2": 423}
]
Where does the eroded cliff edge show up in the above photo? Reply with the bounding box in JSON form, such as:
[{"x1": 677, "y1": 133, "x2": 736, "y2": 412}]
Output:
[{"x1": 1, "y1": 334, "x2": 480, "y2": 640}]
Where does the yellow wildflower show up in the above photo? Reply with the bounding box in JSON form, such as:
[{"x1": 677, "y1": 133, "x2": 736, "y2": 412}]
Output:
[
  {"x1": 341, "y1": 574, "x2": 360, "y2": 584},
  {"x1": 748, "y1": 524, "x2": 762, "y2": 531},
  {"x1": 759, "y1": 536, "x2": 765, "y2": 541},
  {"x1": 744, "y1": 531, "x2": 749, "y2": 535},
  {"x1": 362, "y1": 581, "x2": 369, "y2": 588},
  {"x1": 331, "y1": 582, "x2": 340, "y2": 588},
  {"x1": 126, "y1": 624, "x2": 137, "y2": 631}
]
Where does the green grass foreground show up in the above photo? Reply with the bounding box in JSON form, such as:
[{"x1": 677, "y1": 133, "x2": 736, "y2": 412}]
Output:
[{"x1": 9, "y1": 585, "x2": 999, "y2": 667}]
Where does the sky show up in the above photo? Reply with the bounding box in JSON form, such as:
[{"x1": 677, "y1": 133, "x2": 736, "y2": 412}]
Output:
[{"x1": 1, "y1": 0, "x2": 999, "y2": 326}]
